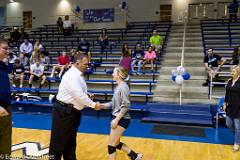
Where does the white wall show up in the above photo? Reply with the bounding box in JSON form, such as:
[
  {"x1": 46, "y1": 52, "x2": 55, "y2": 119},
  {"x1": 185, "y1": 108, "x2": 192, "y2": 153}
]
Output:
[{"x1": 4, "y1": 0, "x2": 233, "y2": 28}]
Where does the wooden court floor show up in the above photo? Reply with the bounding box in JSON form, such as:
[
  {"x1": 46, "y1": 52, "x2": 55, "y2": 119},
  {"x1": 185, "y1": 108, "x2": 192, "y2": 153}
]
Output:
[{"x1": 12, "y1": 128, "x2": 240, "y2": 160}]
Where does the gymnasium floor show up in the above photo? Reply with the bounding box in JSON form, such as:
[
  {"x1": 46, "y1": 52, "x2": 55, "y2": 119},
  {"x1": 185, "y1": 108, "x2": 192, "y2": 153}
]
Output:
[{"x1": 12, "y1": 113, "x2": 240, "y2": 160}]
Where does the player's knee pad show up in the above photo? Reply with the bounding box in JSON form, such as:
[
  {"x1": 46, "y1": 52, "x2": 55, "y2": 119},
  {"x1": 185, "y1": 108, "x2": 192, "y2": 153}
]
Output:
[
  {"x1": 108, "y1": 145, "x2": 116, "y2": 154},
  {"x1": 116, "y1": 142, "x2": 124, "y2": 150}
]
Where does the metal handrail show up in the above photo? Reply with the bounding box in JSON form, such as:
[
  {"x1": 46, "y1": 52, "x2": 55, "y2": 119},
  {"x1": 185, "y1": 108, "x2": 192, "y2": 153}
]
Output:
[{"x1": 179, "y1": 11, "x2": 188, "y2": 105}]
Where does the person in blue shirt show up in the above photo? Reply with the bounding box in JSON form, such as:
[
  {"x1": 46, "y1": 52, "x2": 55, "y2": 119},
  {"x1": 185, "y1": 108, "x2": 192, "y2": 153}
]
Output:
[
  {"x1": 131, "y1": 43, "x2": 144, "y2": 75},
  {"x1": 0, "y1": 39, "x2": 12, "y2": 159},
  {"x1": 77, "y1": 38, "x2": 91, "y2": 62},
  {"x1": 228, "y1": 0, "x2": 239, "y2": 22}
]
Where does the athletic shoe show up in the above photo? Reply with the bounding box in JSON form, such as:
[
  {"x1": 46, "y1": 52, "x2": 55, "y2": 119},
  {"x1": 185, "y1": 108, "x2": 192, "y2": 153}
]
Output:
[
  {"x1": 135, "y1": 153, "x2": 143, "y2": 160},
  {"x1": 233, "y1": 144, "x2": 240, "y2": 152},
  {"x1": 12, "y1": 84, "x2": 16, "y2": 87},
  {"x1": 58, "y1": 74, "x2": 62, "y2": 79},
  {"x1": 19, "y1": 84, "x2": 23, "y2": 88}
]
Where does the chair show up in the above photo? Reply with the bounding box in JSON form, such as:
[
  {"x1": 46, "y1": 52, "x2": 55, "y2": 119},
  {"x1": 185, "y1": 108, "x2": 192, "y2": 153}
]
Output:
[{"x1": 216, "y1": 97, "x2": 226, "y2": 128}]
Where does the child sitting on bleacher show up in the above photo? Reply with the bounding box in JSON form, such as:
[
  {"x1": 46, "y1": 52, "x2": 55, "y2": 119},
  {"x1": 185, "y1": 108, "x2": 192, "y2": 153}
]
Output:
[
  {"x1": 143, "y1": 46, "x2": 156, "y2": 71},
  {"x1": 40, "y1": 52, "x2": 50, "y2": 70},
  {"x1": 28, "y1": 58, "x2": 46, "y2": 88},
  {"x1": 131, "y1": 43, "x2": 144, "y2": 75},
  {"x1": 19, "y1": 52, "x2": 28, "y2": 66},
  {"x1": 119, "y1": 50, "x2": 132, "y2": 72},
  {"x1": 150, "y1": 30, "x2": 163, "y2": 54},
  {"x1": 50, "y1": 51, "x2": 70, "y2": 78},
  {"x1": 11, "y1": 59, "x2": 25, "y2": 88}
]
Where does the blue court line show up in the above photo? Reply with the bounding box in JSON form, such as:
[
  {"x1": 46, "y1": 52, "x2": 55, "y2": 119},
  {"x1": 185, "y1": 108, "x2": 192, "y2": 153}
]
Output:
[{"x1": 12, "y1": 113, "x2": 234, "y2": 145}]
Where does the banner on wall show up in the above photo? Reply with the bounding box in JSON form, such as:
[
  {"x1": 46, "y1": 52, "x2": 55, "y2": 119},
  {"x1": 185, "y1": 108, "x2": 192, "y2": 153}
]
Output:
[
  {"x1": 83, "y1": 8, "x2": 114, "y2": 23},
  {"x1": 0, "y1": 7, "x2": 5, "y2": 26}
]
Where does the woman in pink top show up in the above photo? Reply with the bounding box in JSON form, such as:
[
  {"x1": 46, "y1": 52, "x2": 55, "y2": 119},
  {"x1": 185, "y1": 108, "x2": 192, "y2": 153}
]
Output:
[{"x1": 143, "y1": 46, "x2": 156, "y2": 71}]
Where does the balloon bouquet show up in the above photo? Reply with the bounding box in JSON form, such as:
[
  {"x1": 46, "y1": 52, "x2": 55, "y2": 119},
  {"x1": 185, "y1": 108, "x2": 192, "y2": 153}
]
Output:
[
  {"x1": 171, "y1": 66, "x2": 191, "y2": 85},
  {"x1": 119, "y1": 1, "x2": 127, "y2": 11}
]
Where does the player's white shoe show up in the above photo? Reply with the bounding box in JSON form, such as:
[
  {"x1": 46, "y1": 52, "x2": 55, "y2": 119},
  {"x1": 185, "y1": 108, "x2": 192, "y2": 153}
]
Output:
[{"x1": 135, "y1": 153, "x2": 143, "y2": 160}]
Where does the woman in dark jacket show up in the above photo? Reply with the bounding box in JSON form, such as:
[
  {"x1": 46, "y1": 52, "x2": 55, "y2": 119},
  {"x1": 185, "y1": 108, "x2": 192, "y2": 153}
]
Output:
[
  {"x1": 232, "y1": 47, "x2": 240, "y2": 65},
  {"x1": 223, "y1": 65, "x2": 240, "y2": 152},
  {"x1": 57, "y1": 17, "x2": 63, "y2": 32}
]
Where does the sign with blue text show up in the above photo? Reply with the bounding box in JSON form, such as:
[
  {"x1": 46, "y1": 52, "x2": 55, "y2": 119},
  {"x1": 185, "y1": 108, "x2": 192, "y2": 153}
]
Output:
[{"x1": 83, "y1": 8, "x2": 114, "y2": 23}]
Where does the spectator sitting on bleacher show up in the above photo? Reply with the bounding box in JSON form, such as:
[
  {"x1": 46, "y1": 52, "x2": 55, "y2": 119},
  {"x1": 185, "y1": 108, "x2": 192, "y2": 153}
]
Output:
[
  {"x1": 11, "y1": 59, "x2": 25, "y2": 88},
  {"x1": 30, "y1": 39, "x2": 45, "y2": 64},
  {"x1": 34, "y1": 39, "x2": 44, "y2": 52},
  {"x1": 228, "y1": 0, "x2": 239, "y2": 22},
  {"x1": 9, "y1": 27, "x2": 20, "y2": 45},
  {"x1": 29, "y1": 58, "x2": 46, "y2": 88},
  {"x1": 30, "y1": 49, "x2": 40, "y2": 64},
  {"x1": 77, "y1": 38, "x2": 91, "y2": 62},
  {"x1": 143, "y1": 46, "x2": 156, "y2": 71},
  {"x1": 20, "y1": 39, "x2": 33, "y2": 58},
  {"x1": 131, "y1": 43, "x2": 144, "y2": 75},
  {"x1": 40, "y1": 52, "x2": 50, "y2": 68},
  {"x1": 57, "y1": 17, "x2": 63, "y2": 32},
  {"x1": 150, "y1": 30, "x2": 163, "y2": 55},
  {"x1": 202, "y1": 48, "x2": 226, "y2": 86},
  {"x1": 20, "y1": 28, "x2": 29, "y2": 41},
  {"x1": 50, "y1": 52, "x2": 70, "y2": 78},
  {"x1": 63, "y1": 15, "x2": 72, "y2": 35},
  {"x1": 70, "y1": 48, "x2": 77, "y2": 63},
  {"x1": 119, "y1": 50, "x2": 132, "y2": 73},
  {"x1": 98, "y1": 29, "x2": 109, "y2": 54},
  {"x1": 122, "y1": 43, "x2": 131, "y2": 54},
  {"x1": 19, "y1": 52, "x2": 28, "y2": 66},
  {"x1": 232, "y1": 46, "x2": 240, "y2": 65},
  {"x1": 8, "y1": 52, "x2": 17, "y2": 64}
]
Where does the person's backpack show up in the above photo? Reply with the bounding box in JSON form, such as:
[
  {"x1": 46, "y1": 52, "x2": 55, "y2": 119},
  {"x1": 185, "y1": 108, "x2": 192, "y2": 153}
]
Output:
[{"x1": 11, "y1": 93, "x2": 42, "y2": 102}]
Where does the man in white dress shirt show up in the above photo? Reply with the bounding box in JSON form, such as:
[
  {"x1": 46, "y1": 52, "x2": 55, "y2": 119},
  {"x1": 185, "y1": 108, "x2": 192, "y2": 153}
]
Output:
[
  {"x1": 49, "y1": 53, "x2": 100, "y2": 160},
  {"x1": 19, "y1": 39, "x2": 33, "y2": 58}
]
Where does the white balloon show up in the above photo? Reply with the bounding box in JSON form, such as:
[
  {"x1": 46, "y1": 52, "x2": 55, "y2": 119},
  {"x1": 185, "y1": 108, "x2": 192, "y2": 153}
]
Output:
[
  {"x1": 177, "y1": 66, "x2": 185, "y2": 75},
  {"x1": 175, "y1": 75, "x2": 184, "y2": 85},
  {"x1": 171, "y1": 69, "x2": 177, "y2": 76}
]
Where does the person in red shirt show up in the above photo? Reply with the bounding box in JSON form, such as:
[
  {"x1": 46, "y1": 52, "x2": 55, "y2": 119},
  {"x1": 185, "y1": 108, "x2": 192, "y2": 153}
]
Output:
[{"x1": 50, "y1": 52, "x2": 70, "y2": 78}]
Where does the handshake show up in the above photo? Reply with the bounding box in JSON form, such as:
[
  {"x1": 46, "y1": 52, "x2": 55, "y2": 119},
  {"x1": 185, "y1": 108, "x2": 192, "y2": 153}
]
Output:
[{"x1": 94, "y1": 102, "x2": 108, "y2": 110}]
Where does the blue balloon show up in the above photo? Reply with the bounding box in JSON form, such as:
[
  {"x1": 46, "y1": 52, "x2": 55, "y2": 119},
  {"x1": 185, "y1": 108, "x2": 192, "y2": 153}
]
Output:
[
  {"x1": 171, "y1": 75, "x2": 176, "y2": 81},
  {"x1": 182, "y1": 72, "x2": 191, "y2": 80},
  {"x1": 75, "y1": 5, "x2": 81, "y2": 13},
  {"x1": 120, "y1": 1, "x2": 127, "y2": 10}
]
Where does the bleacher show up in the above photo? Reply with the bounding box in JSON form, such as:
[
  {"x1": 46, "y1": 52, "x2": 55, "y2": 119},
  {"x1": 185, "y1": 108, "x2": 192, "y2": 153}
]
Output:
[
  {"x1": 10, "y1": 21, "x2": 172, "y2": 110},
  {"x1": 200, "y1": 19, "x2": 240, "y2": 98}
]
